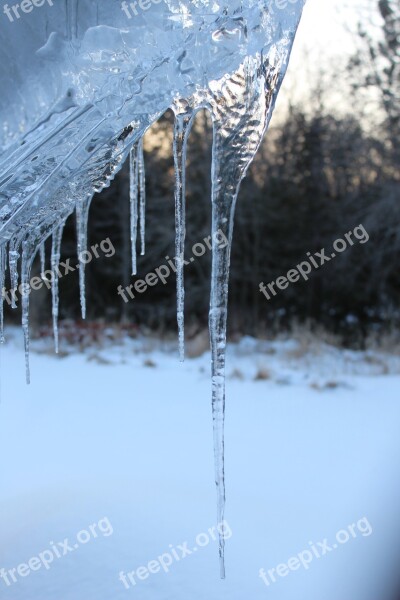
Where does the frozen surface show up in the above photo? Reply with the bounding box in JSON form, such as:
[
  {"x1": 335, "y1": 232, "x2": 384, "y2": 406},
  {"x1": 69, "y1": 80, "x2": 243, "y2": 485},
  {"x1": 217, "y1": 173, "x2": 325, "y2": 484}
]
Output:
[{"x1": 0, "y1": 331, "x2": 400, "y2": 599}]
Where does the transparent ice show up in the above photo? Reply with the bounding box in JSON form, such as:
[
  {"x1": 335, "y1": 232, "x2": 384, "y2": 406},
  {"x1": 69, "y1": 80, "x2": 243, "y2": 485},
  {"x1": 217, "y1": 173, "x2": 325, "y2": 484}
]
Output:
[{"x1": 0, "y1": 0, "x2": 305, "y2": 576}]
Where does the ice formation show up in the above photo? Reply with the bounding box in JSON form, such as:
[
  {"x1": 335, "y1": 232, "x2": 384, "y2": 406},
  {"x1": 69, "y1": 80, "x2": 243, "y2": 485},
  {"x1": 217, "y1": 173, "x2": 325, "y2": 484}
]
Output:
[{"x1": 0, "y1": 0, "x2": 305, "y2": 577}]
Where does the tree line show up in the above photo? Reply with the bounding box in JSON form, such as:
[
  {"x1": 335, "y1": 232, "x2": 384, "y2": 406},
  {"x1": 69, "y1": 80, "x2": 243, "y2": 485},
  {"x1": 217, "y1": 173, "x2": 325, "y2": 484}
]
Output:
[{"x1": 5, "y1": 1, "x2": 399, "y2": 344}]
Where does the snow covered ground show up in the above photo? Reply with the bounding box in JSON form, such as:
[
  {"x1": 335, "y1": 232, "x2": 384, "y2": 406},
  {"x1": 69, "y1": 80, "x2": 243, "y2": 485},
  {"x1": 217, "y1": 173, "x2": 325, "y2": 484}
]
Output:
[{"x1": 1, "y1": 327, "x2": 400, "y2": 600}]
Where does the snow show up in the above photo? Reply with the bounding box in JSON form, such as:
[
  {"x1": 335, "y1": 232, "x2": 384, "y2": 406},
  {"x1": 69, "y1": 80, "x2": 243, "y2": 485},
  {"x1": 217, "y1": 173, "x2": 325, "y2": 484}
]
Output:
[{"x1": 1, "y1": 329, "x2": 400, "y2": 599}]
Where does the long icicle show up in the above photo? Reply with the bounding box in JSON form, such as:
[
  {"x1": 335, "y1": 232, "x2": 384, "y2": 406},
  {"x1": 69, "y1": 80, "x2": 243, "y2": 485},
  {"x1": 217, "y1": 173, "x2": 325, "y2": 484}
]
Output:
[
  {"x1": 0, "y1": 245, "x2": 6, "y2": 343},
  {"x1": 129, "y1": 143, "x2": 140, "y2": 275},
  {"x1": 208, "y1": 118, "x2": 253, "y2": 579},
  {"x1": 208, "y1": 157, "x2": 232, "y2": 581},
  {"x1": 51, "y1": 224, "x2": 65, "y2": 353},
  {"x1": 138, "y1": 139, "x2": 146, "y2": 256},
  {"x1": 209, "y1": 168, "x2": 240, "y2": 580},
  {"x1": 206, "y1": 56, "x2": 275, "y2": 577},
  {"x1": 76, "y1": 194, "x2": 92, "y2": 320},
  {"x1": 172, "y1": 110, "x2": 193, "y2": 362}
]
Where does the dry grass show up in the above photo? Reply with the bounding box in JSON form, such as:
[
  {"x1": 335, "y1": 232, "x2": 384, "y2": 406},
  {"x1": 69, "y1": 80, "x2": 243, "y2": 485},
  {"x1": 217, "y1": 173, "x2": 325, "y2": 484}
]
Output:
[
  {"x1": 230, "y1": 368, "x2": 244, "y2": 380},
  {"x1": 365, "y1": 329, "x2": 400, "y2": 356},
  {"x1": 310, "y1": 381, "x2": 339, "y2": 391},
  {"x1": 87, "y1": 353, "x2": 112, "y2": 365},
  {"x1": 363, "y1": 355, "x2": 390, "y2": 375},
  {"x1": 254, "y1": 367, "x2": 272, "y2": 381},
  {"x1": 282, "y1": 321, "x2": 342, "y2": 361},
  {"x1": 143, "y1": 358, "x2": 157, "y2": 368},
  {"x1": 185, "y1": 330, "x2": 209, "y2": 359}
]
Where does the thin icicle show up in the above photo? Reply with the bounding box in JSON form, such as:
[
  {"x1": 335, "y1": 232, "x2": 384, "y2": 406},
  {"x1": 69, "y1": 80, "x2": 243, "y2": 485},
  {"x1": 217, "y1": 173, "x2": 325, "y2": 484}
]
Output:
[
  {"x1": 0, "y1": 245, "x2": 6, "y2": 343},
  {"x1": 8, "y1": 245, "x2": 20, "y2": 310},
  {"x1": 172, "y1": 110, "x2": 193, "y2": 362},
  {"x1": 129, "y1": 143, "x2": 140, "y2": 275},
  {"x1": 76, "y1": 194, "x2": 92, "y2": 320},
  {"x1": 208, "y1": 168, "x2": 238, "y2": 579},
  {"x1": 208, "y1": 178, "x2": 231, "y2": 581},
  {"x1": 51, "y1": 224, "x2": 65, "y2": 353},
  {"x1": 21, "y1": 240, "x2": 35, "y2": 384},
  {"x1": 39, "y1": 242, "x2": 46, "y2": 278},
  {"x1": 138, "y1": 139, "x2": 146, "y2": 256},
  {"x1": 66, "y1": 0, "x2": 78, "y2": 41}
]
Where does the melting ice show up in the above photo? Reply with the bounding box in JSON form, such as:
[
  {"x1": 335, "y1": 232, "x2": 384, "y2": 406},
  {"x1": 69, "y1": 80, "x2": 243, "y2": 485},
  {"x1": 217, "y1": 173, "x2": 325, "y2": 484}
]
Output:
[{"x1": 0, "y1": 0, "x2": 305, "y2": 577}]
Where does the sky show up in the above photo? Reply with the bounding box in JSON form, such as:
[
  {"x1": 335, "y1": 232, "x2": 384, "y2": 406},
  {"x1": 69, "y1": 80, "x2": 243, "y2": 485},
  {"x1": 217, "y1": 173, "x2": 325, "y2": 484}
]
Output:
[
  {"x1": 277, "y1": 0, "x2": 381, "y2": 115},
  {"x1": 294, "y1": 0, "x2": 360, "y2": 56}
]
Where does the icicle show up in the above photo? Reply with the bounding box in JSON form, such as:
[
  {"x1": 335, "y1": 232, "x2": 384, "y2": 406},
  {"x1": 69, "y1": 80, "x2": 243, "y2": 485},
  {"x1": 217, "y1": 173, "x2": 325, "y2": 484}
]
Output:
[
  {"x1": 0, "y1": 245, "x2": 6, "y2": 343},
  {"x1": 51, "y1": 224, "x2": 65, "y2": 353},
  {"x1": 172, "y1": 110, "x2": 193, "y2": 361},
  {"x1": 209, "y1": 59, "x2": 277, "y2": 578},
  {"x1": 66, "y1": 0, "x2": 78, "y2": 41},
  {"x1": 8, "y1": 244, "x2": 20, "y2": 310},
  {"x1": 71, "y1": 0, "x2": 78, "y2": 40},
  {"x1": 76, "y1": 194, "x2": 92, "y2": 320},
  {"x1": 208, "y1": 159, "x2": 240, "y2": 579},
  {"x1": 129, "y1": 143, "x2": 140, "y2": 275},
  {"x1": 138, "y1": 139, "x2": 146, "y2": 256},
  {"x1": 208, "y1": 161, "x2": 231, "y2": 581},
  {"x1": 39, "y1": 242, "x2": 46, "y2": 278},
  {"x1": 21, "y1": 240, "x2": 35, "y2": 384},
  {"x1": 206, "y1": 57, "x2": 273, "y2": 579}
]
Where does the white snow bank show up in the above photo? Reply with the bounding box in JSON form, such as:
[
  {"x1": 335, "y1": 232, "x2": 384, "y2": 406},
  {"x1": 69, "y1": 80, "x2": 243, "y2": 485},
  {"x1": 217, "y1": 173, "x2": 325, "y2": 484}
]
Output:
[{"x1": 0, "y1": 329, "x2": 399, "y2": 600}]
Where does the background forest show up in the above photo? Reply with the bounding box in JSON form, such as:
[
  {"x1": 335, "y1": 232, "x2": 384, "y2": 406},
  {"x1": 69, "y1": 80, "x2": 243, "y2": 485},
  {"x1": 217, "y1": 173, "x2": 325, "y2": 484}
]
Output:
[{"x1": 8, "y1": 0, "x2": 399, "y2": 348}]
